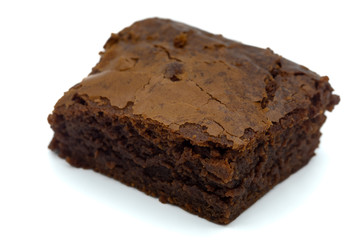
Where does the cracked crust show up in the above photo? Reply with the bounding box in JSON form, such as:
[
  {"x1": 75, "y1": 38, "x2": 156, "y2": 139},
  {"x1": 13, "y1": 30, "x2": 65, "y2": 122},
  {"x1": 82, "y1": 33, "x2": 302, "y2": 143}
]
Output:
[{"x1": 55, "y1": 18, "x2": 339, "y2": 149}]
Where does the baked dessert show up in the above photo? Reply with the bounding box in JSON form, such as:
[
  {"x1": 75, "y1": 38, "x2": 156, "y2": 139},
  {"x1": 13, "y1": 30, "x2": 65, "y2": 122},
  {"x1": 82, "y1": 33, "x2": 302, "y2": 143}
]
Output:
[{"x1": 48, "y1": 18, "x2": 339, "y2": 224}]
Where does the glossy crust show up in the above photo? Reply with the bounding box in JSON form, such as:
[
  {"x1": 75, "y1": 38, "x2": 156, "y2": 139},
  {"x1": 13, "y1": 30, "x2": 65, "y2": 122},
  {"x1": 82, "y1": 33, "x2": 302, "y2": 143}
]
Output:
[{"x1": 48, "y1": 18, "x2": 339, "y2": 224}]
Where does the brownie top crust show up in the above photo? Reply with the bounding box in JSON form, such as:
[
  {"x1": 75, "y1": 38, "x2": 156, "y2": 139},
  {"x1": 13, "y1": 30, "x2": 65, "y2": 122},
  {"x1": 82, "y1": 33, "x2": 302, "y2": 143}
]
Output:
[{"x1": 56, "y1": 18, "x2": 339, "y2": 149}]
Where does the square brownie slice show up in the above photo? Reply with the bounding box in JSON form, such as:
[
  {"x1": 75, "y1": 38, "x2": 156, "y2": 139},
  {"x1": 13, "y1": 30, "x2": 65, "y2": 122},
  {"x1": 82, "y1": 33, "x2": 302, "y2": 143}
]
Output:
[{"x1": 48, "y1": 18, "x2": 339, "y2": 224}]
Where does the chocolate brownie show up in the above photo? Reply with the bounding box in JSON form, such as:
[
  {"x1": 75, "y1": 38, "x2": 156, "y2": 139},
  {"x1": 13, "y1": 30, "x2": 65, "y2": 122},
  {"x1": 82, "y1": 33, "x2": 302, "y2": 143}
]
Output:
[{"x1": 48, "y1": 18, "x2": 339, "y2": 224}]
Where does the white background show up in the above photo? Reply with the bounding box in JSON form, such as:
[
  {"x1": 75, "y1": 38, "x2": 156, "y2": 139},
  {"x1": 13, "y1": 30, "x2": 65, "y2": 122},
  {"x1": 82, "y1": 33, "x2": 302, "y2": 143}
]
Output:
[{"x1": 1, "y1": 0, "x2": 359, "y2": 239}]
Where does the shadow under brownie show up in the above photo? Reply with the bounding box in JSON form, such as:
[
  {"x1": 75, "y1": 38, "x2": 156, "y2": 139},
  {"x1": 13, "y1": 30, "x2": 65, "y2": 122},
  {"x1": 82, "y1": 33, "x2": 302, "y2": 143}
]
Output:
[{"x1": 48, "y1": 18, "x2": 339, "y2": 224}]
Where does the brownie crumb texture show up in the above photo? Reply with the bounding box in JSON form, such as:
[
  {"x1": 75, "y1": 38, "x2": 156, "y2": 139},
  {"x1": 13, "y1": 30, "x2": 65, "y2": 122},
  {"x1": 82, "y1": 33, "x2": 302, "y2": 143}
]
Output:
[{"x1": 48, "y1": 18, "x2": 339, "y2": 224}]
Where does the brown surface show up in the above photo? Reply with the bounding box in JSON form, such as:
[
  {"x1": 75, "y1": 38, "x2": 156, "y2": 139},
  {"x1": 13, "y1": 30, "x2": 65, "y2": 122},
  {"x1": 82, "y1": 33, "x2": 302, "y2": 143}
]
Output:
[{"x1": 48, "y1": 18, "x2": 339, "y2": 224}]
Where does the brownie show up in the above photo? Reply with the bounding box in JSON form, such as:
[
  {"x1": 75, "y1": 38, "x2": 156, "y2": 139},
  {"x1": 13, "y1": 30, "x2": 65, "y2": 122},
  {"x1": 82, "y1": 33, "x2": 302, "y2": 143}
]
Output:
[{"x1": 48, "y1": 18, "x2": 339, "y2": 224}]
